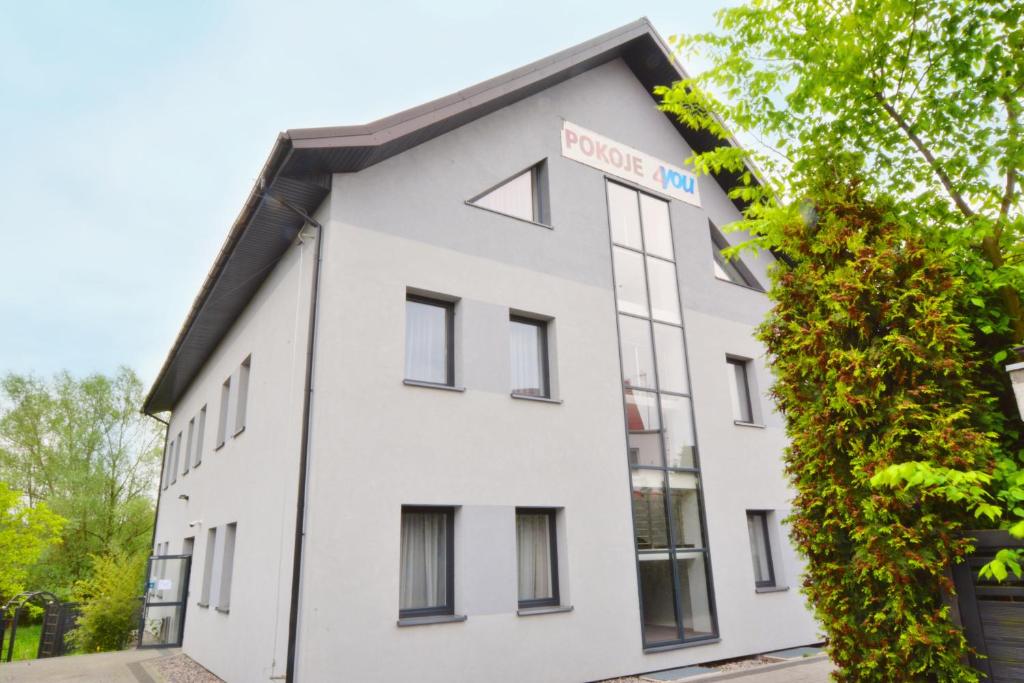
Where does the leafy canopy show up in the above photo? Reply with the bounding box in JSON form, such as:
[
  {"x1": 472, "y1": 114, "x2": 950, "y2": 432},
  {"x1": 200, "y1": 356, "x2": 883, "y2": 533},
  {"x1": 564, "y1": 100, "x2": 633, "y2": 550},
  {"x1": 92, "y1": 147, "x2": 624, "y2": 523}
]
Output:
[{"x1": 0, "y1": 481, "x2": 64, "y2": 601}]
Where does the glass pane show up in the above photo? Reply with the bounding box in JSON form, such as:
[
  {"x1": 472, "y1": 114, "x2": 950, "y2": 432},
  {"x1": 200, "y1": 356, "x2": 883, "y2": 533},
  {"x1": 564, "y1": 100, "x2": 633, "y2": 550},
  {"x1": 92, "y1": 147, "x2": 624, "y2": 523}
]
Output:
[
  {"x1": 632, "y1": 469, "x2": 668, "y2": 550},
  {"x1": 653, "y1": 323, "x2": 689, "y2": 394},
  {"x1": 619, "y1": 316, "x2": 655, "y2": 390},
  {"x1": 628, "y1": 432, "x2": 663, "y2": 467},
  {"x1": 728, "y1": 361, "x2": 754, "y2": 423},
  {"x1": 405, "y1": 300, "x2": 449, "y2": 384},
  {"x1": 510, "y1": 319, "x2": 547, "y2": 396},
  {"x1": 474, "y1": 169, "x2": 534, "y2": 221},
  {"x1": 676, "y1": 553, "x2": 714, "y2": 638},
  {"x1": 625, "y1": 389, "x2": 659, "y2": 432},
  {"x1": 646, "y1": 257, "x2": 681, "y2": 324},
  {"x1": 399, "y1": 511, "x2": 448, "y2": 610},
  {"x1": 146, "y1": 557, "x2": 189, "y2": 604},
  {"x1": 713, "y1": 248, "x2": 757, "y2": 287},
  {"x1": 661, "y1": 395, "x2": 696, "y2": 468},
  {"x1": 640, "y1": 194, "x2": 673, "y2": 260},
  {"x1": 517, "y1": 512, "x2": 554, "y2": 602},
  {"x1": 613, "y1": 248, "x2": 648, "y2": 317},
  {"x1": 747, "y1": 514, "x2": 772, "y2": 584},
  {"x1": 608, "y1": 182, "x2": 642, "y2": 249},
  {"x1": 668, "y1": 472, "x2": 704, "y2": 550},
  {"x1": 638, "y1": 555, "x2": 679, "y2": 644}
]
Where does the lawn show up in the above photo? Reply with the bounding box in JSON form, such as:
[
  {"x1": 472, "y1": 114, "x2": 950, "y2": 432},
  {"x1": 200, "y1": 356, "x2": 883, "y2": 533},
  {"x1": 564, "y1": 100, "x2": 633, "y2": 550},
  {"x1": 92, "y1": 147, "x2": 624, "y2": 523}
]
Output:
[{"x1": 2, "y1": 623, "x2": 41, "y2": 661}]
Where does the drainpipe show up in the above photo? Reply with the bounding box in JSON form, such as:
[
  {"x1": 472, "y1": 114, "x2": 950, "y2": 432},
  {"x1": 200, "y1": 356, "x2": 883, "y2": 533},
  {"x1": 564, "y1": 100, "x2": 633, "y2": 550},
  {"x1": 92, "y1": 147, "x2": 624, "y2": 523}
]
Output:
[
  {"x1": 1006, "y1": 346, "x2": 1024, "y2": 421},
  {"x1": 269, "y1": 194, "x2": 324, "y2": 683}
]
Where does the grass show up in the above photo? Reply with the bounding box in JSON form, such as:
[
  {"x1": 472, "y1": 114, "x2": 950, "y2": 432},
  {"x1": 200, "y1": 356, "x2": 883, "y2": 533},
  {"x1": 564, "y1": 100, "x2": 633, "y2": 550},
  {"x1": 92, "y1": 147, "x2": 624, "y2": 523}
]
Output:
[{"x1": 1, "y1": 623, "x2": 41, "y2": 662}]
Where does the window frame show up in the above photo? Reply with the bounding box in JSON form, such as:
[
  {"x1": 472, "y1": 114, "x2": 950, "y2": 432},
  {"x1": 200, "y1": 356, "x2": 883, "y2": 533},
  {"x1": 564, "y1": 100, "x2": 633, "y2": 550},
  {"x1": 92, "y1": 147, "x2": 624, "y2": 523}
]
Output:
[
  {"x1": 746, "y1": 511, "x2": 776, "y2": 588},
  {"x1": 199, "y1": 526, "x2": 217, "y2": 607},
  {"x1": 710, "y1": 223, "x2": 762, "y2": 290},
  {"x1": 404, "y1": 295, "x2": 455, "y2": 388},
  {"x1": 216, "y1": 376, "x2": 231, "y2": 448},
  {"x1": 234, "y1": 356, "x2": 250, "y2": 437},
  {"x1": 398, "y1": 506, "x2": 455, "y2": 619},
  {"x1": 509, "y1": 315, "x2": 551, "y2": 399},
  {"x1": 515, "y1": 508, "x2": 560, "y2": 609},
  {"x1": 727, "y1": 357, "x2": 755, "y2": 424}
]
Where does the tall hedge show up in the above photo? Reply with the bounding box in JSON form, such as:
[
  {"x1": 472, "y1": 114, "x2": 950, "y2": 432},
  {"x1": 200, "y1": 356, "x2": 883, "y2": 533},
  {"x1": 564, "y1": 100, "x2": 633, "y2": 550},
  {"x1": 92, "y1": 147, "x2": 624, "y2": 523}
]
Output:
[{"x1": 759, "y1": 174, "x2": 998, "y2": 681}]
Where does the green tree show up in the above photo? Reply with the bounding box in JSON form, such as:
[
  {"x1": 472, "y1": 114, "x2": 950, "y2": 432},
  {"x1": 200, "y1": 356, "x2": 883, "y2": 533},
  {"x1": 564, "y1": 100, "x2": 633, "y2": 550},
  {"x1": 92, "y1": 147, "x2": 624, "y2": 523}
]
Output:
[
  {"x1": 66, "y1": 551, "x2": 147, "y2": 653},
  {"x1": 0, "y1": 482, "x2": 64, "y2": 602},
  {"x1": 0, "y1": 367, "x2": 162, "y2": 595}
]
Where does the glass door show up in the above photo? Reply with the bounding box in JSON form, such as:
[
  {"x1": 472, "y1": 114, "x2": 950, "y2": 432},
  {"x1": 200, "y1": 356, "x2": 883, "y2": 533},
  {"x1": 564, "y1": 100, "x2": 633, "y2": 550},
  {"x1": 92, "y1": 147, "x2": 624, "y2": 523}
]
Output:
[{"x1": 138, "y1": 554, "x2": 191, "y2": 648}]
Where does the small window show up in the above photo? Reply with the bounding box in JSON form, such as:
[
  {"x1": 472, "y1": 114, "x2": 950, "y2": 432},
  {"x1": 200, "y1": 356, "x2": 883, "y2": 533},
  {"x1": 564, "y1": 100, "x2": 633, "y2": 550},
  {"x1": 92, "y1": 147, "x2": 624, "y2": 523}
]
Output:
[
  {"x1": 183, "y1": 418, "x2": 194, "y2": 476},
  {"x1": 746, "y1": 511, "x2": 775, "y2": 588},
  {"x1": 510, "y1": 316, "x2": 550, "y2": 398},
  {"x1": 727, "y1": 357, "x2": 755, "y2": 423},
  {"x1": 170, "y1": 433, "x2": 182, "y2": 485},
  {"x1": 469, "y1": 161, "x2": 549, "y2": 224},
  {"x1": 200, "y1": 527, "x2": 217, "y2": 606},
  {"x1": 217, "y1": 523, "x2": 237, "y2": 612},
  {"x1": 235, "y1": 356, "x2": 250, "y2": 436},
  {"x1": 710, "y1": 224, "x2": 760, "y2": 289},
  {"x1": 405, "y1": 295, "x2": 454, "y2": 386},
  {"x1": 162, "y1": 440, "x2": 173, "y2": 490},
  {"x1": 194, "y1": 406, "x2": 206, "y2": 467},
  {"x1": 516, "y1": 509, "x2": 559, "y2": 608},
  {"x1": 217, "y1": 377, "x2": 230, "y2": 448},
  {"x1": 399, "y1": 507, "x2": 454, "y2": 617}
]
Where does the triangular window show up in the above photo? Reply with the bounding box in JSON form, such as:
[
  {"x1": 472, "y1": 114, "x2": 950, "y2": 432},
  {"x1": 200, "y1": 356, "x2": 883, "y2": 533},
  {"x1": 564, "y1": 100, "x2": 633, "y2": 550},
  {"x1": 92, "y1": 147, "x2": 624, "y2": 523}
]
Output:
[
  {"x1": 710, "y1": 223, "x2": 761, "y2": 289},
  {"x1": 469, "y1": 161, "x2": 550, "y2": 225}
]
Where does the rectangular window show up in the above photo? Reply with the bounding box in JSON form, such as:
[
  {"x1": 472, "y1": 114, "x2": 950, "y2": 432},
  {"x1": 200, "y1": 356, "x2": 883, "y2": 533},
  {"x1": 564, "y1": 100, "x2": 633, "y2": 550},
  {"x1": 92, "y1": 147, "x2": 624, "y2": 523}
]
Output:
[
  {"x1": 510, "y1": 316, "x2": 550, "y2": 398},
  {"x1": 234, "y1": 357, "x2": 250, "y2": 436},
  {"x1": 183, "y1": 418, "x2": 194, "y2": 476},
  {"x1": 746, "y1": 511, "x2": 775, "y2": 588},
  {"x1": 170, "y1": 433, "x2": 182, "y2": 484},
  {"x1": 200, "y1": 527, "x2": 217, "y2": 606},
  {"x1": 194, "y1": 406, "x2": 206, "y2": 467},
  {"x1": 217, "y1": 377, "x2": 230, "y2": 448},
  {"x1": 516, "y1": 509, "x2": 559, "y2": 608},
  {"x1": 405, "y1": 295, "x2": 454, "y2": 386},
  {"x1": 217, "y1": 523, "x2": 237, "y2": 612},
  {"x1": 399, "y1": 507, "x2": 454, "y2": 617},
  {"x1": 727, "y1": 357, "x2": 755, "y2": 423},
  {"x1": 161, "y1": 440, "x2": 173, "y2": 490}
]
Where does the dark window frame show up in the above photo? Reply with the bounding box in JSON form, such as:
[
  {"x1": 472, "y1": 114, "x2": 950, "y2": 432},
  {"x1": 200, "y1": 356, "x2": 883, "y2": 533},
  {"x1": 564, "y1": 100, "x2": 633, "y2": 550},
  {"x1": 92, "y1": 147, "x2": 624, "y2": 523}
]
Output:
[
  {"x1": 509, "y1": 315, "x2": 551, "y2": 399},
  {"x1": 405, "y1": 294, "x2": 455, "y2": 387},
  {"x1": 398, "y1": 506, "x2": 456, "y2": 619},
  {"x1": 710, "y1": 223, "x2": 762, "y2": 290},
  {"x1": 727, "y1": 357, "x2": 755, "y2": 423},
  {"x1": 747, "y1": 511, "x2": 776, "y2": 588},
  {"x1": 515, "y1": 508, "x2": 560, "y2": 609}
]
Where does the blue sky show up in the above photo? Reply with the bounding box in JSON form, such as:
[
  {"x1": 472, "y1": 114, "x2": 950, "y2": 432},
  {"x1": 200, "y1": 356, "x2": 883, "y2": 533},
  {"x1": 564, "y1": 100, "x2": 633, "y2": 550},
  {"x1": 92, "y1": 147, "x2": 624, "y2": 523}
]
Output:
[{"x1": 0, "y1": 1, "x2": 730, "y2": 388}]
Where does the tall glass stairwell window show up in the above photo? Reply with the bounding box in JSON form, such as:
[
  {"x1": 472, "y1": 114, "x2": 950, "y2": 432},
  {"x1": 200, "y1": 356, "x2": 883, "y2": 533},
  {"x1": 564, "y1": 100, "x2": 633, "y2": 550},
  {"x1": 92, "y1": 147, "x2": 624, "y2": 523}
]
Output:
[{"x1": 607, "y1": 180, "x2": 718, "y2": 648}]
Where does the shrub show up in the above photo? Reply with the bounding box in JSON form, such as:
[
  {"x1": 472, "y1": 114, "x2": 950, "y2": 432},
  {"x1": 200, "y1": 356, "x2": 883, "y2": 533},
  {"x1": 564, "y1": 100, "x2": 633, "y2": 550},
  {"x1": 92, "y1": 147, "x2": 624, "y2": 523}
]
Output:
[{"x1": 66, "y1": 551, "x2": 147, "y2": 653}]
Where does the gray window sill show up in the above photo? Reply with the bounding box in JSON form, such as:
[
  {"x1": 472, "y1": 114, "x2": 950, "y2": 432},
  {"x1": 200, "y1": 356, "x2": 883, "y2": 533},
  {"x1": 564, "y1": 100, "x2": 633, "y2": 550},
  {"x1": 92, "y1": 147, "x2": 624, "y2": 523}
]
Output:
[
  {"x1": 714, "y1": 275, "x2": 765, "y2": 293},
  {"x1": 755, "y1": 585, "x2": 790, "y2": 594},
  {"x1": 403, "y1": 379, "x2": 466, "y2": 393},
  {"x1": 396, "y1": 614, "x2": 467, "y2": 627},
  {"x1": 510, "y1": 393, "x2": 563, "y2": 404},
  {"x1": 197, "y1": 602, "x2": 209, "y2": 609},
  {"x1": 214, "y1": 606, "x2": 230, "y2": 614},
  {"x1": 734, "y1": 420, "x2": 766, "y2": 429},
  {"x1": 517, "y1": 605, "x2": 573, "y2": 617},
  {"x1": 214, "y1": 442, "x2": 225, "y2": 452},
  {"x1": 233, "y1": 425, "x2": 246, "y2": 437},
  {"x1": 644, "y1": 637, "x2": 721, "y2": 654},
  {"x1": 465, "y1": 201, "x2": 553, "y2": 230}
]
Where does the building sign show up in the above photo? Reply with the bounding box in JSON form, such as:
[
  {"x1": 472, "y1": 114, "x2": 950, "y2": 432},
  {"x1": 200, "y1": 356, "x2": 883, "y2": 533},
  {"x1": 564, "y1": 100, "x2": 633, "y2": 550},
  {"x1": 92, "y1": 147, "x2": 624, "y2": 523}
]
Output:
[{"x1": 560, "y1": 121, "x2": 700, "y2": 207}]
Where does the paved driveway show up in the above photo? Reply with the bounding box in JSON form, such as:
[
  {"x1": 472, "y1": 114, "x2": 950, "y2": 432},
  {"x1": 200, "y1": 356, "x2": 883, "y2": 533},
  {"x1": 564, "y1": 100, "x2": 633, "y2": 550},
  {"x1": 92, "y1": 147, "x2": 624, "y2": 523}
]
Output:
[{"x1": 0, "y1": 648, "x2": 176, "y2": 683}]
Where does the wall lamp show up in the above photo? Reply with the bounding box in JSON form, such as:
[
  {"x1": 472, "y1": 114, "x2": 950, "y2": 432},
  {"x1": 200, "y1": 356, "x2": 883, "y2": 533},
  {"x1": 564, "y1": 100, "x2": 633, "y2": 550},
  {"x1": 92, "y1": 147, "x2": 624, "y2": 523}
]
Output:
[{"x1": 177, "y1": 494, "x2": 189, "y2": 501}]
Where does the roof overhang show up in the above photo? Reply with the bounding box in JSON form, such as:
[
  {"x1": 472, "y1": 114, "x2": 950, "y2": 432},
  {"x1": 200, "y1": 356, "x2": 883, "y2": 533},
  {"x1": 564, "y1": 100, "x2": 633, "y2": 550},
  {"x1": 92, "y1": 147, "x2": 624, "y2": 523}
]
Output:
[{"x1": 143, "y1": 17, "x2": 749, "y2": 414}]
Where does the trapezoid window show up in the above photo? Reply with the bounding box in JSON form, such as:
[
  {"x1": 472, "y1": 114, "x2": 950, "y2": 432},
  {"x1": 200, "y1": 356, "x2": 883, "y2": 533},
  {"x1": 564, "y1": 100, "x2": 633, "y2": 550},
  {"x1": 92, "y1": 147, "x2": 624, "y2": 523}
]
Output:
[
  {"x1": 469, "y1": 160, "x2": 550, "y2": 225},
  {"x1": 710, "y1": 223, "x2": 761, "y2": 290}
]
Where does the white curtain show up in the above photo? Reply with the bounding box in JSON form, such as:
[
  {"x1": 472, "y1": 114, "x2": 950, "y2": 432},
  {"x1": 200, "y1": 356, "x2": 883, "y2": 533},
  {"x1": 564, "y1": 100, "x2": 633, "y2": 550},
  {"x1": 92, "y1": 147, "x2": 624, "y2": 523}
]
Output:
[
  {"x1": 517, "y1": 514, "x2": 552, "y2": 601},
  {"x1": 510, "y1": 321, "x2": 542, "y2": 395},
  {"x1": 399, "y1": 512, "x2": 447, "y2": 610},
  {"x1": 405, "y1": 301, "x2": 447, "y2": 383}
]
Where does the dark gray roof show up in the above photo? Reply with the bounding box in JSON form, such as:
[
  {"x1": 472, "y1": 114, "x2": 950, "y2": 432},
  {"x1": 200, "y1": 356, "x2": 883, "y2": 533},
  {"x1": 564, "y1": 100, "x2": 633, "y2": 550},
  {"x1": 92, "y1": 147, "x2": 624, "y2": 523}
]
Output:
[{"x1": 143, "y1": 17, "x2": 744, "y2": 414}]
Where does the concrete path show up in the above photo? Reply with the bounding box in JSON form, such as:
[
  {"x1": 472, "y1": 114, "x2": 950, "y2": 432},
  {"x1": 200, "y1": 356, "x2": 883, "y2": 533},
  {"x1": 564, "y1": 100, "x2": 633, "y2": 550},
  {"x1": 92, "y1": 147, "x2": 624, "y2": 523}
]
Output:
[
  {"x1": 671, "y1": 656, "x2": 834, "y2": 683},
  {"x1": 0, "y1": 648, "x2": 178, "y2": 683}
]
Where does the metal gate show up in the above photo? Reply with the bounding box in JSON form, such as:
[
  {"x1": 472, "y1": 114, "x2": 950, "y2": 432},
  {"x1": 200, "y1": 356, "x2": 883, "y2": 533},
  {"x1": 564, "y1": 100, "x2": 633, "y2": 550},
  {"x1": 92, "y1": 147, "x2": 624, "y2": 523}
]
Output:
[
  {"x1": 137, "y1": 554, "x2": 191, "y2": 648},
  {"x1": 952, "y1": 531, "x2": 1024, "y2": 682}
]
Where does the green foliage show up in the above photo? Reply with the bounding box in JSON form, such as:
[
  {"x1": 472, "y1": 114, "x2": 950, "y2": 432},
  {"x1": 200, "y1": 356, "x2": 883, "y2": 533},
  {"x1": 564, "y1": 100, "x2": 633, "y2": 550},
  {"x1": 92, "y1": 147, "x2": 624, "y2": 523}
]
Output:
[
  {"x1": 0, "y1": 367, "x2": 162, "y2": 597},
  {"x1": 4, "y1": 623, "x2": 42, "y2": 662},
  {"x1": 758, "y1": 172, "x2": 992, "y2": 680},
  {"x1": 0, "y1": 481, "x2": 64, "y2": 602},
  {"x1": 66, "y1": 551, "x2": 147, "y2": 653}
]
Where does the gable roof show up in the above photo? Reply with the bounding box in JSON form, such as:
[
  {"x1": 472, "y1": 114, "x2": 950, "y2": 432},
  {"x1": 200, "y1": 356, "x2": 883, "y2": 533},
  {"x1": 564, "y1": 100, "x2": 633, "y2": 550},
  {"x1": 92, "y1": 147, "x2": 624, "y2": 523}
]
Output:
[{"x1": 143, "y1": 17, "x2": 747, "y2": 414}]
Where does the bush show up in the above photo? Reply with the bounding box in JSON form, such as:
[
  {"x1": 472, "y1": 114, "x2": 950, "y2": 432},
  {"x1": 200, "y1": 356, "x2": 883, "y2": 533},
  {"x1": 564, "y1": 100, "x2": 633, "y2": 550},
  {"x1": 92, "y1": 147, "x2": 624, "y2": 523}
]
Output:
[{"x1": 66, "y1": 551, "x2": 147, "y2": 653}]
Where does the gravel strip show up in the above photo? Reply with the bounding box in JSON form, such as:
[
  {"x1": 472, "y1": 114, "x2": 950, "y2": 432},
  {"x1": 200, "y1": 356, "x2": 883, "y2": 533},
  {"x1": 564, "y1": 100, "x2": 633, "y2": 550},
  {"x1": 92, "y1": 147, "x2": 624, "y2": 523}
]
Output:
[{"x1": 150, "y1": 653, "x2": 223, "y2": 683}]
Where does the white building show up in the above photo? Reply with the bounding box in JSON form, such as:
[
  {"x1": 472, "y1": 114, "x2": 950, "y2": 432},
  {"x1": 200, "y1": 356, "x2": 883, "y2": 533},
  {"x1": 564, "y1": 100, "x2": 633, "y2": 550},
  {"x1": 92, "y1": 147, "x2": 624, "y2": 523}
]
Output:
[{"x1": 142, "y1": 19, "x2": 819, "y2": 682}]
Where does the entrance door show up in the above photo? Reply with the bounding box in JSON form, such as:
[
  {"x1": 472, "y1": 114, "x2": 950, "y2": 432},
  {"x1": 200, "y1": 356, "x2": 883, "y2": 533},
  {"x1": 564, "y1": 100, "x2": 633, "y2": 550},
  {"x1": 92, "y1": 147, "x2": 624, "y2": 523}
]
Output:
[{"x1": 138, "y1": 554, "x2": 191, "y2": 648}]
